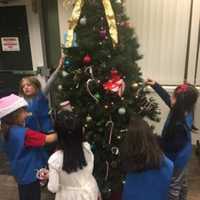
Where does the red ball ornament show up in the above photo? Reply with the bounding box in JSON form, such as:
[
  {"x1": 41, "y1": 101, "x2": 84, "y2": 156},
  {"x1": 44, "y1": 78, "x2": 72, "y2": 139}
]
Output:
[{"x1": 83, "y1": 54, "x2": 92, "y2": 64}]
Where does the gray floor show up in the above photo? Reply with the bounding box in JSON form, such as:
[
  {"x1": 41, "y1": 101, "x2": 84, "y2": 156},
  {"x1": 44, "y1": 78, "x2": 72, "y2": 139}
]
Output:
[
  {"x1": 0, "y1": 150, "x2": 200, "y2": 200},
  {"x1": 0, "y1": 151, "x2": 54, "y2": 200}
]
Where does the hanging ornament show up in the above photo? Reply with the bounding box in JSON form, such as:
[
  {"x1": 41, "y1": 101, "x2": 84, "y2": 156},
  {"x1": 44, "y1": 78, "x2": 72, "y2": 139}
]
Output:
[
  {"x1": 65, "y1": 0, "x2": 118, "y2": 48},
  {"x1": 86, "y1": 115, "x2": 92, "y2": 122},
  {"x1": 64, "y1": 32, "x2": 78, "y2": 47},
  {"x1": 94, "y1": 93, "x2": 101, "y2": 100},
  {"x1": 62, "y1": 70, "x2": 69, "y2": 77},
  {"x1": 57, "y1": 84, "x2": 63, "y2": 91},
  {"x1": 64, "y1": 58, "x2": 71, "y2": 69},
  {"x1": 131, "y1": 82, "x2": 139, "y2": 90},
  {"x1": 116, "y1": 134, "x2": 121, "y2": 140},
  {"x1": 111, "y1": 146, "x2": 119, "y2": 155},
  {"x1": 84, "y1": 66, "x2": 95, "y2": 79},
  {"x1": 100, "y1": 28, "x2": 107, "y2": 40},
  {"x1": 86, "y1": 79, "x2": 100, "y2": 103},
  {"x1": 118, "y1": 107, "x2": 126, "y2": 115},
  {"x1": 103, "y1": 69, "x2": 125, "y2": 96},
  {"x1": 104, "y1": 105, "x2": 109, "y2": 109},
  {"x1": 80, "y1": 16, "x2": 87, "y2": 25},
  {"x1": 83, "y1": 54, "x2": 92, "y2": 65},
  {"x1": 106, "y1": 119, "x2": 114, "y2": 144}
]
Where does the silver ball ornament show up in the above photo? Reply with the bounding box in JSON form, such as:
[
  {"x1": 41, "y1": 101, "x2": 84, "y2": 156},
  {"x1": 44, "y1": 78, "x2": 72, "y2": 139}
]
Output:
[
  {"x1": 57, "y1": 85, "x2": 63, "y2": 90},
  {"x1": 62, "y1": 70, "x2": 69, "y2": 77},
  {"x1": 80, "y1": 16, "x2": 87, "y2": 25},
  {"x1": 132, "y1": 82, "x2": 139, "y2": 89},
  {"x1": 118, "y1": 107, "x2": 126, "y2": 115},
  {"x1": 86, "y1": 115, "x2": 92, "y2": 122},
  {"x1": 116, "y1": 0, "x2": 122, "y2": 3}
]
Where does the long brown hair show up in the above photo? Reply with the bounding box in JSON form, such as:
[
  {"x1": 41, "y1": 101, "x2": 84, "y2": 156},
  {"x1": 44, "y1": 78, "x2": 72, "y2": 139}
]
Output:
[{"x1": 120, "y1": 117, "x2": 163, "y2": 172}]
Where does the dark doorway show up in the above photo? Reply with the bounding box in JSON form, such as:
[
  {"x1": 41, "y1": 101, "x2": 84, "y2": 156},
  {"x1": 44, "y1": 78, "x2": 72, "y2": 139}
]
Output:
[{"x1": 0, "y1": 6, "x2": 32, "y2": 71}]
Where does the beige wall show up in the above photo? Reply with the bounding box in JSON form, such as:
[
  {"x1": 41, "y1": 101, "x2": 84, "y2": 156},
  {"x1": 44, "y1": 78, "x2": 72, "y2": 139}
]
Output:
[
  {"x1": 56, "y1": 0, "x2": 200, "y2": 144},
  {"x1": 126, "y1": 0, "x2": 200, "y2": 85}
]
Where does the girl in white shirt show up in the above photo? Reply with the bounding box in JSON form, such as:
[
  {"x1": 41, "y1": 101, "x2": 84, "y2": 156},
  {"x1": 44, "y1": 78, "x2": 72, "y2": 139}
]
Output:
[{"x1": 47, "y1": 111, "x2": 100, "y2": 200}]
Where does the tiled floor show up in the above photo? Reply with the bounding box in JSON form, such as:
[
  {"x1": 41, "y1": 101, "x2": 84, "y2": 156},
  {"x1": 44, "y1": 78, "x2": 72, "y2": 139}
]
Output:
[{"x1": 0, "y1": 150, "x2": 200, "y2": 200}]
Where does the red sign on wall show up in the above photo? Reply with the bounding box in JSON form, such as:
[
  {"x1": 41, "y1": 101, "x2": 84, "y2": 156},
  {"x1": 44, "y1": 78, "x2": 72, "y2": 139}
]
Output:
[{"x1": 1, "y1": 37, "x2": 20, "y2": 52}]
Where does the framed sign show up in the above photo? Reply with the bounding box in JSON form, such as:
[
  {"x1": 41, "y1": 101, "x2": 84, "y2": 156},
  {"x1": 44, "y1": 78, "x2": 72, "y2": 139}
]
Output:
[{"x1": 1, "y1": 37, "x2": 20, "y2": 52}]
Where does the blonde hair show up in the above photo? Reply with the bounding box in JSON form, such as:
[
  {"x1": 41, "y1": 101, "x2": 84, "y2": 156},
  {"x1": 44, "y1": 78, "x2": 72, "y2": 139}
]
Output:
[{"x1": 19, "y1": 76, "x2": 41, "y2": 97}]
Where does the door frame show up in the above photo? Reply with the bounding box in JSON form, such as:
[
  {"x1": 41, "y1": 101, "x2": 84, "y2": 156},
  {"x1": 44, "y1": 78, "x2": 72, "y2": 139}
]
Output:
[{"x1": 0, "y1": 0, "x2": 46, "y2": 72}]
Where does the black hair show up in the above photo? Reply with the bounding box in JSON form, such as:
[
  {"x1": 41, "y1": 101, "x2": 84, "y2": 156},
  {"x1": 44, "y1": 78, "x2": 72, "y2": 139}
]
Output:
[
  {"x1": 54, "y1": 111, "x2": 87, "y2": 173},
  {"x1": 166, "y1": 83, "x2": 199, "y2": 136},
  {"x1": 120, "y1": 117, "x2": 163, "y2": 172}
]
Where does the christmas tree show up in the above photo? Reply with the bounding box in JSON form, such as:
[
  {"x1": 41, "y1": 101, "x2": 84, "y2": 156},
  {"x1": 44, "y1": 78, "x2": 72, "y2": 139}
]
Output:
[{"x1": 55, "y1": 0, "x2": 159, "y2": 198}]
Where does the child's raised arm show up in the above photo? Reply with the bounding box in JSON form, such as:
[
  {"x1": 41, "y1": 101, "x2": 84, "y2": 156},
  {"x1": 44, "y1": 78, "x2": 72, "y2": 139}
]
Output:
[
  {"x1": 42, "y1": 56, "x2": 65, "y2": 96},
  {"x1": 146, "y1": 78, "x2": 171, "y2": 107}
]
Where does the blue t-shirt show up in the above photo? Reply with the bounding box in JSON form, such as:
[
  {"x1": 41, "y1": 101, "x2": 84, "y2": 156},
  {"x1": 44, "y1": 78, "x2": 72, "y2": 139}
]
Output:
[
  {"x1": 122, "y1": 156, "x2": 173, "y2": 200},
  {"x1": 152, "y1": 83, "x2": 193, "y2": 170},
  {"x1": 26, "y1": 91, "x2": 54, "y2": 133},
  {"x1": 4, "y1": 126, "x2": 48, "y2": 184}
]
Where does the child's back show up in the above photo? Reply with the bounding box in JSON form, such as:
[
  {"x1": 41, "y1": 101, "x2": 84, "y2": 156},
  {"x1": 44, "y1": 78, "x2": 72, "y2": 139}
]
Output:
[
  {"x1": 123, "y1": 156, "x2": 173, "y2": 200},
  {"x1": 5, "y1": 125, "x2": 47, "y2": 184},
  {"x1": 48, "y1": 142, "x2": 99, "y2": 200},
  {"x1": 47, "y1": 111, "x2": 99, "y2": 200},
  {"x1": 120, "y1": 117, "x2": 174, "y2": 200}
]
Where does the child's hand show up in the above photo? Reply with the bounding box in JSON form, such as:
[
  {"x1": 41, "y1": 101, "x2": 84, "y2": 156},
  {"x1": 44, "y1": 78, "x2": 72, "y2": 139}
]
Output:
[
  {"x1": 36, "y1": 168, "x2": 49, "y2": 180},
  {"x1": 145, "y1": 78, "x2": 156, "y2": 86},
  {"x1": 98, "y1": 193, "x2": 102, "y2": 200}
]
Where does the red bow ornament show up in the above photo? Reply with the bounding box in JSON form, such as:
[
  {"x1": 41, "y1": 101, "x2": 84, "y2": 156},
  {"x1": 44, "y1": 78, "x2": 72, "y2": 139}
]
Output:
[
  {"x1": 103, "y1": 69, "x2": 125, "y2": 96},
  {"x1": 176, "y1": 84, "x2": 188, "y2": 93}
]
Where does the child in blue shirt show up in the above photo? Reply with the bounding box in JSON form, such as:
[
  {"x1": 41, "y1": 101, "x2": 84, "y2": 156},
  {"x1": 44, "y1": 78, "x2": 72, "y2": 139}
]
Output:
[
  {"x1": 121, "y1": 117, "x2": 174, "y2": 200},
  {"x1": 0, "y1": 94, "x2": 57, "y2": 200},
  {"x1": 18, "y1": 57, "x2": 64, "y2": 133},
  {"x1": 146, "y1": 79, "x2": 199, "y2": 200}
]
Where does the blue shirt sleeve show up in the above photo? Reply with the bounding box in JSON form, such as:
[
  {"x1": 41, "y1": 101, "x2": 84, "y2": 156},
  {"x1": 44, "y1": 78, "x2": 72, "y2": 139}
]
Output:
[
  {"x1": 152, "y1": 83, "x2": 171, "y2": 108},
  {"x1": 36, "y1": 92, "x2": 54, "y2": 133}
]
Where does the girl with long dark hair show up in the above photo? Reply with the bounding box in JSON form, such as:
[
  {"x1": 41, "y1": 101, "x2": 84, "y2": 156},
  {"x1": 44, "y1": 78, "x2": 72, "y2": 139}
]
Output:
[
  {"x1": 146, "y1": 79, "x2": 199, "y2": 200},
  {"x1": 47, "y1": 111, "x2": 100, "y2": 200}
]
